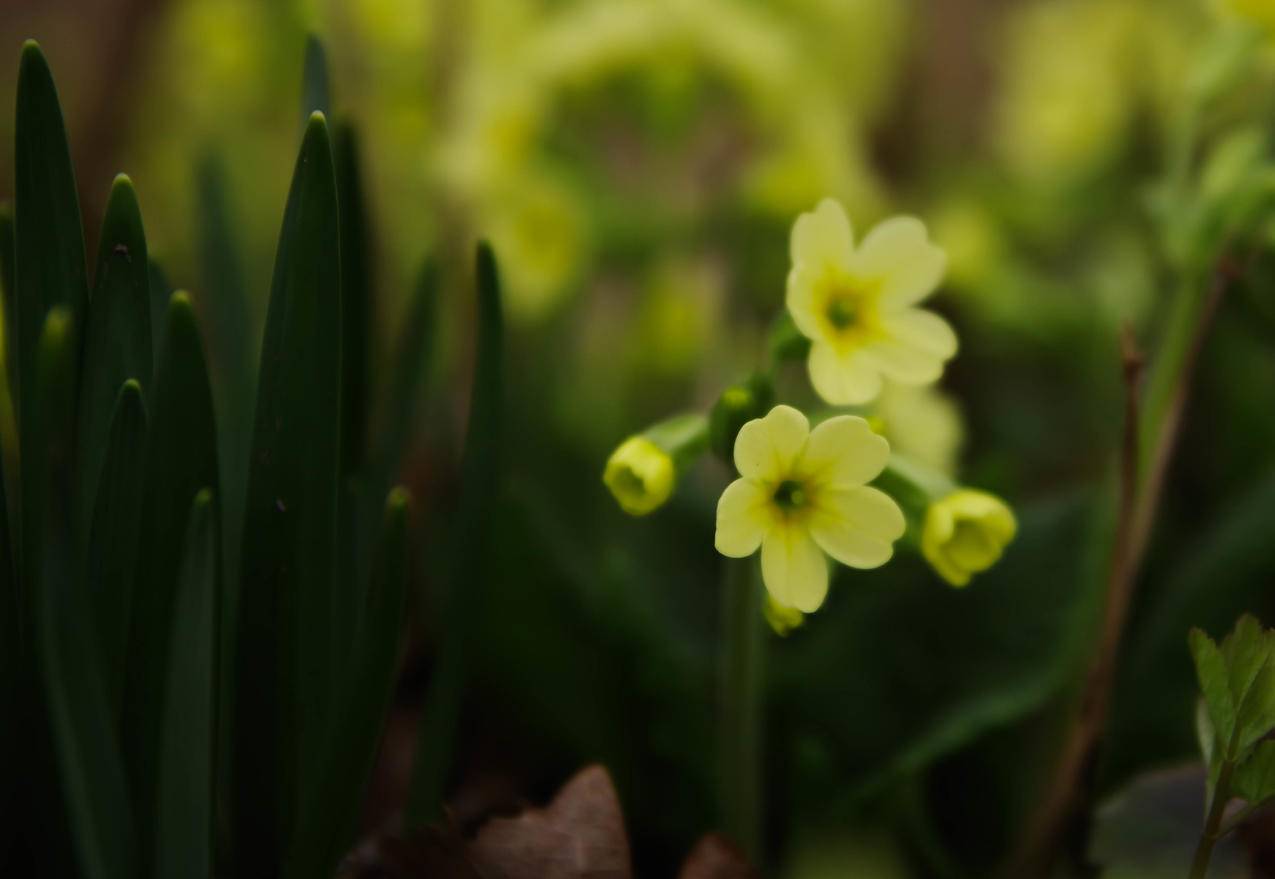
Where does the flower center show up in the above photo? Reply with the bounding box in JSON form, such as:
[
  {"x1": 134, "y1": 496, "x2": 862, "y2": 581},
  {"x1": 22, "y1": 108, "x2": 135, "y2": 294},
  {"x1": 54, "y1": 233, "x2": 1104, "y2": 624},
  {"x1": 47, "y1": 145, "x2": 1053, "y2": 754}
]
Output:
[
  {"x1": 825, "y1": 292, "x2": 859, "y2": 331},
  {"x1": 773, "y1": 479, "x2": 808, "y2": 511}
]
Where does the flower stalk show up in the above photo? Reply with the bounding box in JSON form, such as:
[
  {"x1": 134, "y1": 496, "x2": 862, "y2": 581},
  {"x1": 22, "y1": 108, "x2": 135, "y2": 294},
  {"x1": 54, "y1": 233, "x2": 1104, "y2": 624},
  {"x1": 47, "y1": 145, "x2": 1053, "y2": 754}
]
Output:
[{"x1": 718, "y1": 555, "x2": 765, "y2": 862}]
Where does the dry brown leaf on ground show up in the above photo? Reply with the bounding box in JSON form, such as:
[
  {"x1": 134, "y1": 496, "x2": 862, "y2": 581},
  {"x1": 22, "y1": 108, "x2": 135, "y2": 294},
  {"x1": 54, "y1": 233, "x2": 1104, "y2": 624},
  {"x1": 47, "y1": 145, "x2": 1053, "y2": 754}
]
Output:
[{"x1": 676, "y1": 834, "x2": 760, "y2": 879}]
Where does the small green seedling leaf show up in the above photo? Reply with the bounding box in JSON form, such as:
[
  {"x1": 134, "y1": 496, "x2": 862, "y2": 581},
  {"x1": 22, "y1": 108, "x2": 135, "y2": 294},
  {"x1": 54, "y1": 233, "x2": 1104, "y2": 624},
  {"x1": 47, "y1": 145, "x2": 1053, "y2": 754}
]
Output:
[
  {"x1": 155, "y1": 489, "x2": 218, "y2": 879},
  {"x1": 1190, "y1": 628, "x2": 1236, "y2": 752}
]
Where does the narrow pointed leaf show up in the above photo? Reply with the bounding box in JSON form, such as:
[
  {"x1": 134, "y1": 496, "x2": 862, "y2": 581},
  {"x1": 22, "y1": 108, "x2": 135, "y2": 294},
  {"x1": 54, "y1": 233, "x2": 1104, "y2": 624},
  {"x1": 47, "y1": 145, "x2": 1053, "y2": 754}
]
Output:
[
  {"x1": 86, "y1": 380, "x2": 147, "y2": 719},
  {"x1": 288, "y1": 487, "x2": 410, "y2": 879},
  {"x1": 334, "y1": 120, "x2": 372, "y2": 478},
  {"x1": 125, "y1": 292, "x2": 220, "y2": 874},
  {"x1": 407, "y1": 243, "x2": 504, "y2": 824},
  {"x1": 155, "y1": 488, "x2": 218, "y2": 879},
  {"x1": 31, "y1": 307, "x2": 135, "y2": 879},
  {"x1": 234, "y1": 112, "x2": 342, "y2": 871},
  {"x1": 76, "y1": 175, "x2": 152, "y2": 548},
  {"x1": 0, "y1": 203, "x2": 16, "y2": 395},
  {"x1": 14, "y1": 42, "x2": 88, "y2": 481},
  {"x1": 146, "y1": 259, "x2": 171, "y2": 372},
  {"x1": 0, "y1": 350, "x2": 17, "y2": 858}
]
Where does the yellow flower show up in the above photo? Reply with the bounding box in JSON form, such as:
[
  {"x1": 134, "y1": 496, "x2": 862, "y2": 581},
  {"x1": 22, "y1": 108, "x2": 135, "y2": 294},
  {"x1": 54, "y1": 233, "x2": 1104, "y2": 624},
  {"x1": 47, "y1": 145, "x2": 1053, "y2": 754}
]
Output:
[
  {"x1": 715, "y1": 405, "x2": 905, "y2": 612},
  {"x1": 921, "y1": 490, "x2": 1017, "y2": 588},
  {"x1": 786, "y1": 199, "x2": 956, "y2": 406},
  {"x1": 604, "y1": 436, "x2": 676, "y2": 516}
]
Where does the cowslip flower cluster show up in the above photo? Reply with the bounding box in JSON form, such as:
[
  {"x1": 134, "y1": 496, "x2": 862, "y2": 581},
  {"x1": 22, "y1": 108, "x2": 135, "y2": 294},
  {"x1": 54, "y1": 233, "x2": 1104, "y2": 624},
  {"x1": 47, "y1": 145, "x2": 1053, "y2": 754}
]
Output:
[
  {"x1": 714, "y1": 405, "x2": 904, "y2": 612},
  {"x1": 786, "y1": 198, "x2": 955, "y2": 405},
  {"x1": 603, "y1": 196, "x2": 1016, "y2": 624}
]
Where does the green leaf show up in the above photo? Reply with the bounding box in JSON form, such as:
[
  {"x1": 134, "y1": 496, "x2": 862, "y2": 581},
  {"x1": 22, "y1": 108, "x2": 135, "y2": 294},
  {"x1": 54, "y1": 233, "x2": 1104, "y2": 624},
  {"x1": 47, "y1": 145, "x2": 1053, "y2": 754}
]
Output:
[
  {"x1": 31, "y1": 307, "x2": 136, "y2": 879},
  {"x1": 76, "y1": 175, "x2": 152, "y2": 549},
  {"x1": 1190, "y1": 627, "x2": 1235, "y2": 752},
  {"x1": 146, "y1": 259, "x2": 171, "y2": 376},
  {"x1": 407, "y1": 243, "x2": 504, "y2": 824},
  {"x1": 124, "y1": 292, "x2": 220, "y2": 872},
  {"x1": 1233, "y1": 739, "x2": 1275, "y2": 804},
  {"x1": 334, "y1": 120, "x2": 372, "y2": 478},
  {"x1": 0, "y1": 202, "x2": 16, "y2": 394},
  {"x1": 155, "y1": 488, "x2": 218, "y2": 879},
  {"x1": 300, "y1": 34, "x2": 331, "y2": 127},
  {"x1": 233, "y1": 111, "x2": 342, "y2": 870},
  {"x1": 14, "y1": 42, "x2": 88, "y2": 490},
  {"x1": 288, "y1": 488, "x2": 410, "y2": 879},
  {"x1": 85, "y1": 380, "x2": 147, "y2": 719},
  {"x1": 1220, "y1": 615, "x2": 1275, "y2": 754}
]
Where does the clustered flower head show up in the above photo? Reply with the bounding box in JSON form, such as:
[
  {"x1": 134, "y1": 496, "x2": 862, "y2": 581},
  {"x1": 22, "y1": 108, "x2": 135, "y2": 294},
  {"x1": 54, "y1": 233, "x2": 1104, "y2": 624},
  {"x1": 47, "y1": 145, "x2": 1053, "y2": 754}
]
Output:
[{"x1": 604, "y1": 196, "x2": 1017, "y2": 622}]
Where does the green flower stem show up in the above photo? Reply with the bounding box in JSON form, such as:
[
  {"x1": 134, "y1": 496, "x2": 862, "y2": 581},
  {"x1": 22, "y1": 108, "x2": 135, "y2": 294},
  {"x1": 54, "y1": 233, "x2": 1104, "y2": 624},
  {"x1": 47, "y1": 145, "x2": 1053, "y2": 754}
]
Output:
[
  {"x1": 646, "y1": 412, "x2": 709, "y2": 471},
  {"x1": 1190, "y1": 758, "x2": 1235, "y2": 879},
  {"x1": 718, "y1": 556, "x2": 765, "y2": 862}
]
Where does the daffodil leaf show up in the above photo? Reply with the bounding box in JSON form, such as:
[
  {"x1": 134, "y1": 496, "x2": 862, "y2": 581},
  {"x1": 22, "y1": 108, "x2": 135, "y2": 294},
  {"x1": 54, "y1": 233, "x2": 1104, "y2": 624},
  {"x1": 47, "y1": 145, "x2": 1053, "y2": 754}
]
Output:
[
  {"x1": 193, "y1": 151, "x2": 255, "y2": 589},
  {"x1": 155, "y1": 488, "x2": 217, "y2": 879},
  {"x1": 1189, "y1": 628, "x2": 1235, "y2": 752},
  {"x1": 334, "y1": 119, "x2": 372, "y2": 479},
  {"x1": 0, "y1": 202, "x2": 16, "y2": 392},
  {"x1": 124, "y1": 292, "x2": 219, "y2": 872},
  {"x1": 288, "y1": 487, "x2": 410, "y2": 879},
  {"x1": 407, "y1": 243, "x2": 504, "y2": 825},
  {"x1": 145, "y1": 258, "x2": 170, "y2": 375},
  {"x1": 14, "y1": 42, "x2": 88, "y2": 485},
  {"x1": 85, "y1": 380, "x2": 147, "y2": 720},
  {"x1": 76, "y1": 175, "x2": 152, "y2": 550},
  {"x1": 233, "y1": 111, "x2": 342, "y2": 870},
  {"x1": 31, "y1": 308, "x2": 136, "y2": 879}
]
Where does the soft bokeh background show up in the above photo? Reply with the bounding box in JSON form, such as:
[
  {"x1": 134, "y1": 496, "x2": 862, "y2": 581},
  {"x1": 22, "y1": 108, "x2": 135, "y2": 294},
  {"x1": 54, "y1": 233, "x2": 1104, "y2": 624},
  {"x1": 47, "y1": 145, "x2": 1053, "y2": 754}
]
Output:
[{"x1": 4, "y1": 0, "x2": 1275, "y2": 875}]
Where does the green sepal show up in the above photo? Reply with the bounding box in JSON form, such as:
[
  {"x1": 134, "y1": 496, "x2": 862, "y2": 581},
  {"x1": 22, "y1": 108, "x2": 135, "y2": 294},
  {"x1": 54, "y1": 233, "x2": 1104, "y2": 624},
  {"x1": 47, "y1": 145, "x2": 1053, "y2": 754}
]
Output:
[
  {"x1": 155, "y1": 488, "x2": 218, "y2": 879},
  {"x1": 233, "y1": 111, "x2": 342, "y2": 870},
  {"x1": 76, "y1": 175, "x2": 152, "y2": 548},
  {"x1": 708, "y1": 373, "x2": 773, "y2": 465},
  {"x1": 288, "y1": 488, "x2": 410, "y2": 879},
  {"x1": 85, "y1": 380, "x2": 147, "y2": 719}
]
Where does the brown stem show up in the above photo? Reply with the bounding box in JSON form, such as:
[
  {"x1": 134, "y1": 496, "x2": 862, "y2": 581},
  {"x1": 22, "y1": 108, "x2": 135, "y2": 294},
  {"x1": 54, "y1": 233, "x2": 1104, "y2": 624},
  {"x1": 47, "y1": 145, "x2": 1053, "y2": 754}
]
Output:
[{"x1": 1006, "y1": 262, "x2": 1237, "y2": 877}]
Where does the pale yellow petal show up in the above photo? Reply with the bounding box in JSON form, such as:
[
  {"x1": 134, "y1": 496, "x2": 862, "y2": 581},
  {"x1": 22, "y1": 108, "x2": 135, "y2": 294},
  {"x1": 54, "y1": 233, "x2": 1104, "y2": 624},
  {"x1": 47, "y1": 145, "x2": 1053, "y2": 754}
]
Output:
[
  {"x1": 808, "y1": 486, "x2": 905, "y2": 569},
  {"x1": 761, "y1": 524, "x2": 828, "y2": 613},
  {"x1": 790, "y1": 197, "x2": 854, "y2": 268},
  {"x1": 807, "y1": 342, "x2": 882, "y2": 406},
  {"x1": 714, "y1": 479, "x2": 772, "y2": 558},
  {"x1": 860, "y1": 337, "x2": 946, "y2": 385},
  {"x1": 853, "y1": 216, "x2": 946, "y2": 308},
  {"x1": 878, "y1": 308, "x2": 958, "y2": 358},
  {"x1": 733, "y1": 404, "x2": 809, "y2": 481},
  {"x1": 785, "y1": 264, "x2": 823, "y2": 339},
  {"x1": 799, "y1": 415, "x2": 891, "y2": 487}
]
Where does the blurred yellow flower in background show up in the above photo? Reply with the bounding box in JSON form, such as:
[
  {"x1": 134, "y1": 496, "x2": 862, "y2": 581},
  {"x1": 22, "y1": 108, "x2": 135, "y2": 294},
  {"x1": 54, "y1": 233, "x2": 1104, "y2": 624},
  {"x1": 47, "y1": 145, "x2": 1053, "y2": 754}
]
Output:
[
  {"x1": 786, "y1": 199, "x2": 955, "y2": 406},
  {"x1": 921, "y1": 489, "x2": 1018, "y2": 588},
  {"x1": 874, "y1": 383, "x2": 965, "y2": 476},
  {"x1": 715, "y1": 405, "x2": 904, "y2": 612}
]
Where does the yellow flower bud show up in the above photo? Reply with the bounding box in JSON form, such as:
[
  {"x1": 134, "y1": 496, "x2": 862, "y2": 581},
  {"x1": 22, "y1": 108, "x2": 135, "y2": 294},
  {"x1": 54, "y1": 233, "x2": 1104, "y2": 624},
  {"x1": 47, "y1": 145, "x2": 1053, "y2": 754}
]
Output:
[
  {"x1": 763, "y1": 594, "x2": 805, "y2": 636},
  {"x1": 604, "y1": 436, "x2": 676, "y2": 516},
  {"x1": 921, "y1": 489, "x2": 1017, "y2": 588}
]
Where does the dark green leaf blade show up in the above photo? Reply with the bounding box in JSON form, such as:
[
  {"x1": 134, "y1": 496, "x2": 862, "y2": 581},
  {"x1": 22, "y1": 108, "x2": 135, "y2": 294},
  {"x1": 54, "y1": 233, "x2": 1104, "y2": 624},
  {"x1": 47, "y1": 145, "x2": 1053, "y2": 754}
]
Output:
[
  {"x1": 155, "y1": 488, "x2": 218, "y2": 879},
  {"x1": 14, "y1": 41, "x2": 88, "y2": 486},
  {"x1": 407, "y1": 242, "x2": 504, "y2": 824},
  {"x1": 0, "y1": 202, "x2": 16, "y2": 394},
  {"x1": 233, "y1": 111, "x2": 342, "y2": 872},
  {"x1": 86, "y1": 380, "x2": 147, "y2": 719},
  {"x1": 288, "y1": 487, "x2": 410, "y2": 879},
  {"x1": 145, "y1": 258, "x2": 171, "y2": 375},
  {"x1": 32, "y1": 307, "x2": 135, "y2": 879},
  {"x1": 124, "y1": 292, "x2": 220, "y2": 875},
  {"x1": 334, "y1": 120, "x2": 372, "y2": 479},
  {"x1": 76, "y1": 175, "x2": 152, "y2": 548}
]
